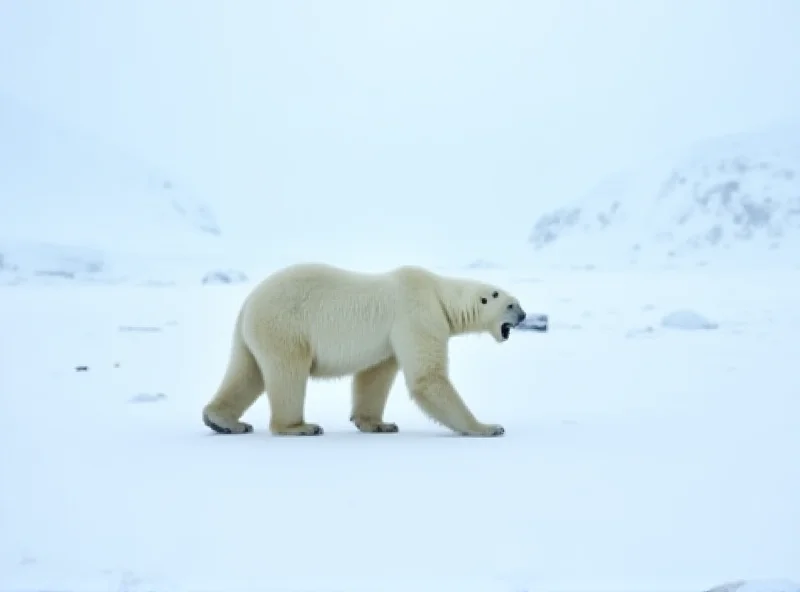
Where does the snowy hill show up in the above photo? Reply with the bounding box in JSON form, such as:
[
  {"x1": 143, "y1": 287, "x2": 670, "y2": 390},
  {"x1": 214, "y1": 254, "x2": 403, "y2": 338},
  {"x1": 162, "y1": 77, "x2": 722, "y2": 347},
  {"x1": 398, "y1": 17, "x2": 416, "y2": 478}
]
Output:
[
  {"x1": 0, "y1": 95, "x2": 230, "y2": 284},
  {"x1": 528, "y1": 126, "x2": 800, "y2": 269}
]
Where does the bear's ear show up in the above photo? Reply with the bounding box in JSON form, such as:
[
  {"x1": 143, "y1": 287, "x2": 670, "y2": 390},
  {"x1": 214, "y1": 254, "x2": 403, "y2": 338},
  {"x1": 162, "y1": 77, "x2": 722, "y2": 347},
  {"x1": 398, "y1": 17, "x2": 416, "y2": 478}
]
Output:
[
  {"x1": 492, "y1": 291, "x2": 499, "y2": 298},
  {"x1": 480, "y1": 297, "x2": 488, "y2": 305}
]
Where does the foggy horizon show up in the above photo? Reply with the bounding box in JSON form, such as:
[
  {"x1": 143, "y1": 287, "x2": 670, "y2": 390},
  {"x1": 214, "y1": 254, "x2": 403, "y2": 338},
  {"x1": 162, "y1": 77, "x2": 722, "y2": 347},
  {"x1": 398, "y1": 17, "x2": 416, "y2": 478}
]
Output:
[{"x1": 2, "y1": 0, "x2": 800, "y2": 265}]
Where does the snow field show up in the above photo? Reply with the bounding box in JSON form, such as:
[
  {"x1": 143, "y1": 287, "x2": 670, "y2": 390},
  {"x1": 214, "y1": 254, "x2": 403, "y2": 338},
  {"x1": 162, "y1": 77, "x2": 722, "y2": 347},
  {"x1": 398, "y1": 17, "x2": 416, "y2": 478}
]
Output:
[{"x1": 0, "y1": 268, "x2": 798, "y2": 592}]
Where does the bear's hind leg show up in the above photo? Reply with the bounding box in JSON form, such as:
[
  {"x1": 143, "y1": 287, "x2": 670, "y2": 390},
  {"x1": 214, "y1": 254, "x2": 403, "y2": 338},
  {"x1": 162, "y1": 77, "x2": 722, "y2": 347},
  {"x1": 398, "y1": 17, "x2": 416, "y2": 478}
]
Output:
[
  {"x1": 202, "y1": 332, "x2": 263, "y2": 435},
  {"x1": 256, "y1": 352, "x2": 323, "y2": 436},
  {"x1": 350, "y1": 356, "x2": 399, "y2": 433}
]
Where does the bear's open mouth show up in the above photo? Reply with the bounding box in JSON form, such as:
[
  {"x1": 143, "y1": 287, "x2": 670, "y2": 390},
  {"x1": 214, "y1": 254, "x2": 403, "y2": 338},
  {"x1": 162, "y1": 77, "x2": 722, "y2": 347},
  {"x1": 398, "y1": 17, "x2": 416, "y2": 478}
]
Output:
[{"x1": 501, "y1": 322, "x2": 512, "y2": 340}]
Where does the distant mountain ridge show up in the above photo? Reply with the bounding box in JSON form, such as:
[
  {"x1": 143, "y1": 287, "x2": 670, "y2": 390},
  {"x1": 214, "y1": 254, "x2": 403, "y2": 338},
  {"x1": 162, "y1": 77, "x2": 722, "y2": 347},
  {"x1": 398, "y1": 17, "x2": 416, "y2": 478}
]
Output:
[
  {"x1": 0, "y1": 94, "x2": 227, "y2": 283},
  {"x1": 529, "y1": 126, "x2": 800, "y2": 268}
]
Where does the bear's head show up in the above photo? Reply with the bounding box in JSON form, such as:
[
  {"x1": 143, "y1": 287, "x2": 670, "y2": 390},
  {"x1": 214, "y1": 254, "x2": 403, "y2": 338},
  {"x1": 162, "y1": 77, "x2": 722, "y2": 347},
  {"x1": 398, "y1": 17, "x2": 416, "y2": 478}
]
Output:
[{"x1": 479, "y1": 287, "x2": 527, "y2": 343}]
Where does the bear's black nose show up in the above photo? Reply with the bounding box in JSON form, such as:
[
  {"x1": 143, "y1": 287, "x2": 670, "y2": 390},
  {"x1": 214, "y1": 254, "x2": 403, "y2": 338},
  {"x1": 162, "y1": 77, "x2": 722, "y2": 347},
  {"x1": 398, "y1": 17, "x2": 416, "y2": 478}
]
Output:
[{"x1": 518, "y1": 312, "x2": 526, "y2": 323}]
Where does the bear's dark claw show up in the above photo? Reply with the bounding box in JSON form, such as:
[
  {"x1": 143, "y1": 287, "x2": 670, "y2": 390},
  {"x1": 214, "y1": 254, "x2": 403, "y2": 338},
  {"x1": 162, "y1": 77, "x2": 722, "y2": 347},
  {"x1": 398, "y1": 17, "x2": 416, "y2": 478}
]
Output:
[
  {"x1": 203, "y1": 412, "x2": 252, "y2": 434},
  {"x1": 203, "y1": 412, "x2": 230, "y2": 434}
]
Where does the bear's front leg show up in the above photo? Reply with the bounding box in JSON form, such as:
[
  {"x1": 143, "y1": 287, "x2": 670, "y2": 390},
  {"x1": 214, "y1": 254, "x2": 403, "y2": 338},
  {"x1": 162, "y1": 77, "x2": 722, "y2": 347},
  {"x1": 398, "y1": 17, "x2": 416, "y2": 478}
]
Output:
[
  {"x1": 350, "y1": 357, "x2": 400, "y2": 434},
  {"x1": 407, "y1": 371, "x2": 504, "y2": 437},
  {"x1": 393, "y1": 327, "x2": 504, "y2": 437}
]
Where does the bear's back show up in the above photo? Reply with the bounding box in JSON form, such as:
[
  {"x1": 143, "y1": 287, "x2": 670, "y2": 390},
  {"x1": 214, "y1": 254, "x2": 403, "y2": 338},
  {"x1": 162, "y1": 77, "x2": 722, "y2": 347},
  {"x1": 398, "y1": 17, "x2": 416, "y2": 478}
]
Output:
[{"x1": 244, "y1": 263, "x2": 400, "y2": 377}]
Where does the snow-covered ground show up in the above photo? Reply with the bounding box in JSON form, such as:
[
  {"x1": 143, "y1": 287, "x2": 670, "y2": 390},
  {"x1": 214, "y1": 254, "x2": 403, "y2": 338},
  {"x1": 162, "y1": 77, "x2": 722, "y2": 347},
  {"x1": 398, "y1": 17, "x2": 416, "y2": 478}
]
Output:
[{"x1": 1, "y1": 267, "x2": 798, "y2": 592}]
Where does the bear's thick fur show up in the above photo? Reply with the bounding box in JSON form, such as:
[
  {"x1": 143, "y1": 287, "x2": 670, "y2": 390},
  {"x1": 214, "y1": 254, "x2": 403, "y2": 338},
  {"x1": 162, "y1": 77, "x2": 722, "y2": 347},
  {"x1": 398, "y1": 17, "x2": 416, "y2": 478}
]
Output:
[{"x1": 202, "y1": 263, "x2": 526, "y2": 437}]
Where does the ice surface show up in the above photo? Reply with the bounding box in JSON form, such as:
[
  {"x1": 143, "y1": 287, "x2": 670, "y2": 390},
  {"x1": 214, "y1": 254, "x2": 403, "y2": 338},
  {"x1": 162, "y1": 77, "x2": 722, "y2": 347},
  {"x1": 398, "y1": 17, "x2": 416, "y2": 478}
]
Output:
[{"x1": 1, "y1": 268, "x2": 798, "y2": 592}]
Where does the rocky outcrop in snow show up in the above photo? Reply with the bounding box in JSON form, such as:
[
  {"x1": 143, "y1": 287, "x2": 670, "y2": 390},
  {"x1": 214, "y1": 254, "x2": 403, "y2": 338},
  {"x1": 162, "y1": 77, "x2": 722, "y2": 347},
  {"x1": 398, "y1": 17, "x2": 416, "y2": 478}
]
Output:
[
  {"x1": 703, "y1": 579, "x2": 800, "y2": 592},
  {"x1": 201, "y1": 268, "x2": 249, "y2": 285},
  {"x1": 529, "y1": 127, "x2": 800, "y2": 268}
]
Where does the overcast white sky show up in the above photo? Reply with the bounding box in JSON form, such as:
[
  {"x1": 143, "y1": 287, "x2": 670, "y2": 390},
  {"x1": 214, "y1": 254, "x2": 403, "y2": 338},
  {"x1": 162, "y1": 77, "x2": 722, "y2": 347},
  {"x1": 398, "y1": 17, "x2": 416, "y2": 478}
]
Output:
[{"x1": 1, "y1": 0, "x2": 799, "y2": 266}]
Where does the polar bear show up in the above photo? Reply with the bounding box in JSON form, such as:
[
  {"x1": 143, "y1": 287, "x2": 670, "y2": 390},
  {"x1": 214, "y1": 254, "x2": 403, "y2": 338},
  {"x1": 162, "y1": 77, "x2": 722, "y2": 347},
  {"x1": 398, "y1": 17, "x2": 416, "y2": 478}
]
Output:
[{"x1": 201, "y1": 263, "x2": 527, "y2": 437}]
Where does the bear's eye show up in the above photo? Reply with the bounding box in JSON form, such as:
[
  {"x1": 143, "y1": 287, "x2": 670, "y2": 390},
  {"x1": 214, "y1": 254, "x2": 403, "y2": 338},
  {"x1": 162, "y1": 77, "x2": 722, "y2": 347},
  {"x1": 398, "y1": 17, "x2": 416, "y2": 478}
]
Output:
[
  {"x1": 481, "y1": 297, "x2": 488, "y2": 304},
  {"x1": 507, "y1": 304, "x2": 513, "y2": 310},
  {"x1": 492, "y1": 291, "x2": 498, "y2": 298}
]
